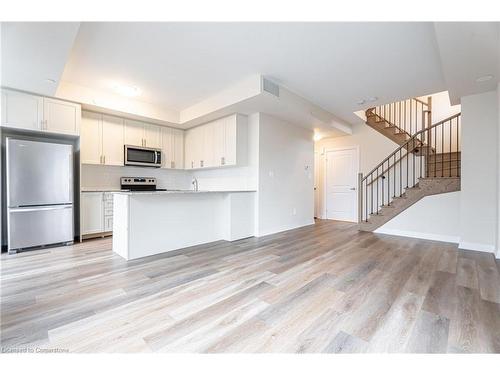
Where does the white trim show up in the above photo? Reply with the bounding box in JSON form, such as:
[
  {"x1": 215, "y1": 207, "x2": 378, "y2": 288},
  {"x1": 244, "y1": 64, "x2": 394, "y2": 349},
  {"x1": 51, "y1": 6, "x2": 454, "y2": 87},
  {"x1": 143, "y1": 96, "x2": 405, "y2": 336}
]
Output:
[
  {"x1": 375, "y1": 228, "x2": 460, "y2": 244},
  {"x1": 323, "y1": 145, "x2": 360, "y2": 223},
  {"x1": 256, "y1": 221, "x2": 315, "y2": 237},
  {"x1": 459, "y1": 241, "x2": 496, "y2": 254}
]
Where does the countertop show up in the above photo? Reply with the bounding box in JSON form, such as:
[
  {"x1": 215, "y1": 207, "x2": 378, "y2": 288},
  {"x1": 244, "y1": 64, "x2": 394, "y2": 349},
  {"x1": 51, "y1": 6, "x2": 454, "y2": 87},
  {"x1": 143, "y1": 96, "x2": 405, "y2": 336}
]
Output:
[
  {"x1": 112, "y1": 190, "x2": 256, "y2": 195},
  {"x1": 81, "y1": 188, "x2": 126, "y2": 192}
]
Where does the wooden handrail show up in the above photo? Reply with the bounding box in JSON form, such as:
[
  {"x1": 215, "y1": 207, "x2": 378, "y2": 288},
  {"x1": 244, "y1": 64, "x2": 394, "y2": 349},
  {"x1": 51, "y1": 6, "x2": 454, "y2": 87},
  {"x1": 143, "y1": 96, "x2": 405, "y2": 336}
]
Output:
[{"x1": 362, "y1": 112, "x2": 461, "y2": 183}]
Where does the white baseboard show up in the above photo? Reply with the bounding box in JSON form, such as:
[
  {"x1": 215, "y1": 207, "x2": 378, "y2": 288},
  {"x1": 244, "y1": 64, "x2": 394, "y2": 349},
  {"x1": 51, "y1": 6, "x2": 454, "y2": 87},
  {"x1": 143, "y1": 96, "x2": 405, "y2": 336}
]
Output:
[
  {"x1": 459, "y1": 241, "x2": 496, "y2": 254},
  {"x1": 256, "y1": 221, "x2": 315, "y2": 237},
  {"x1": 374, "y1": 228, "x2": 460, "y2": 244}
]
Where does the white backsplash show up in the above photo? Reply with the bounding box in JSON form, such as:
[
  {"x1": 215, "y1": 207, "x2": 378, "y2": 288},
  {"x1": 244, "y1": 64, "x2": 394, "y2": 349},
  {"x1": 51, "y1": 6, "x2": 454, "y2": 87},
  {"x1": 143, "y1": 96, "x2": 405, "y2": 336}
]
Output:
[
  {"x1": 81, "y1": 164, "x2": 193, "y2": 190},
  {"x1": 192, "y1": 166, "x2": 257, "y2": 191}
]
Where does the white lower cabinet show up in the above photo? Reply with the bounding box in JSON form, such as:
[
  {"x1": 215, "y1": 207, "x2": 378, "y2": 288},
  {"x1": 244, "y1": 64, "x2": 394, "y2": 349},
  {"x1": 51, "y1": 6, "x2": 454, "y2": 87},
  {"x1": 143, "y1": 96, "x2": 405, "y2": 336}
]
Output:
[{"x1": 81, "y1": 192, "x2": 114, "y2": 236}]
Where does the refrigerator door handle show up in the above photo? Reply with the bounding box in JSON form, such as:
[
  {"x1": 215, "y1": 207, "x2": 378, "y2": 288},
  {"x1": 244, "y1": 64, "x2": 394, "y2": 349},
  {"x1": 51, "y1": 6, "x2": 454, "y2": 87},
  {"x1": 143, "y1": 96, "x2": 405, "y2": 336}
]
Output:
[{"x1": 9, "y1": 204, "x2": 73, "y2": 213}]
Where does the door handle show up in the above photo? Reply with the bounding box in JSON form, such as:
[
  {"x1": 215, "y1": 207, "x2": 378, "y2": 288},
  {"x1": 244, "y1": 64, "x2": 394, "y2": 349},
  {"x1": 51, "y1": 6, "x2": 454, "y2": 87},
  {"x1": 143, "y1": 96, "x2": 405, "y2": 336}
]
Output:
[{"x1": 350, "y1": 187, "x2": 356, "y2": 190}]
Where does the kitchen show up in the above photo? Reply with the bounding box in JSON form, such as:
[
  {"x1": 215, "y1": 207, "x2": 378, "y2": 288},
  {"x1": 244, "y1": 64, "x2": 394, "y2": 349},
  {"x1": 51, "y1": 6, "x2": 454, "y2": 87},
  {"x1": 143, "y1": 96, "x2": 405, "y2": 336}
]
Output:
[{"x1": 1, "y1": 88, "x2": 261, "y2": 259}]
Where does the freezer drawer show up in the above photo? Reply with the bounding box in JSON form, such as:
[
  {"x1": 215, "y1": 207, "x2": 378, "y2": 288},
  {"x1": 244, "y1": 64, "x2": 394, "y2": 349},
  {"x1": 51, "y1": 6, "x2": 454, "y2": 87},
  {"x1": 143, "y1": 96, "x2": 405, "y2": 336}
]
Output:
[{"x1": 8, "y1": 205, "x2": 74, "y2": 250}]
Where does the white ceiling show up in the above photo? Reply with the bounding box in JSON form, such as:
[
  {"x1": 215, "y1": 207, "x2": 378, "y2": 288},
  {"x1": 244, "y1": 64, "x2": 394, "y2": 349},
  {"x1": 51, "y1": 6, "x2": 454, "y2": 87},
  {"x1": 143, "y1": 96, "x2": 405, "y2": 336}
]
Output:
[
  {"x1": 1, "y1": 22, "x2": 80, "y2": 95},
  {"x1": 434, "y1": 22, "x2": 499, "y2": 104},
  {"x1": 60, "y1": 22, "x2": 448, "y2": 124},
  {"x1": 2, "y1": 22, "x2": 498, "y2": 127}
]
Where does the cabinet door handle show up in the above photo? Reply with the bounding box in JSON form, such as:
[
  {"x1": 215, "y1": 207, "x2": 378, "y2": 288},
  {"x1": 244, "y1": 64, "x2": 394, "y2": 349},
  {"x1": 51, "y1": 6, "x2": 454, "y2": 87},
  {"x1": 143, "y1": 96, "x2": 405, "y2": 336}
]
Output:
[
  {"x1": 171, "y1": 161, "x2": 175, "y2": 169},
  {"x1": 191, "y1": 161, "x2": 194, "y2": 168},
  {"x1": 221, "y1": 157, "x2": 225, "y2": 166},
  {"x1": 200, "y1": 160, "x2": 204, "y2": 167},
  {"x1": 103, "y1": 155, "x2": 106, "y2": 164}
]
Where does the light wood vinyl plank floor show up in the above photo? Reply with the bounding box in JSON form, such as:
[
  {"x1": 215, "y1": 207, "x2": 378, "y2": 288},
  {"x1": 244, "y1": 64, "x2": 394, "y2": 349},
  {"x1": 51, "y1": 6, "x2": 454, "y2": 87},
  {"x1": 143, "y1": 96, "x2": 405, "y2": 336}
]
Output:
[{"x1": 1, "y1": 220, "x2": 499, "y2": 353}]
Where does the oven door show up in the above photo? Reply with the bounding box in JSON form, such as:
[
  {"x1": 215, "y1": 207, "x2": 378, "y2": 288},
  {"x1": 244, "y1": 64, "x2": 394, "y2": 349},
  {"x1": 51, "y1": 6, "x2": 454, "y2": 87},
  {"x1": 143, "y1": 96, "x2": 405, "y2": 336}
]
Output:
[{"x1": 124, "y1": 145, "x2": 161, "y2": 167}]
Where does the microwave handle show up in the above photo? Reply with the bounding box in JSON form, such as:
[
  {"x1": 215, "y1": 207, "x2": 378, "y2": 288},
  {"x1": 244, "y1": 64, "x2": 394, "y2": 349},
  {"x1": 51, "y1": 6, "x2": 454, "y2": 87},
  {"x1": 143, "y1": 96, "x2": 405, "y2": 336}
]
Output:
[{"x1": 154, "y1": 151, "x2": 158, "y2": 164}]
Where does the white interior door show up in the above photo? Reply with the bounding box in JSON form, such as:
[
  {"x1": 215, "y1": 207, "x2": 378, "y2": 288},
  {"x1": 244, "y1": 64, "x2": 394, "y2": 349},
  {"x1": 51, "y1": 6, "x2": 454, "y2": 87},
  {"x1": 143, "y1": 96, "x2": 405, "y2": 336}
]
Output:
[
  {"x1": 325, "y1": 148, "x2": 358, "y2": 222},
  {"x1": 314, "y1": 151, "x2": 320, "y2": 218}
]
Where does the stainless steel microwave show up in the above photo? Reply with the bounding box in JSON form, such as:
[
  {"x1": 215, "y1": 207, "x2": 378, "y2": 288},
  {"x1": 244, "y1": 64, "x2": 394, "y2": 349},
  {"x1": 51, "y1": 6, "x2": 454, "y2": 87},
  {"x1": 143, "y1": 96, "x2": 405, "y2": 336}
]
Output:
[{"x1": 124, "y1": 145, "x2": 162, "y2": 167}]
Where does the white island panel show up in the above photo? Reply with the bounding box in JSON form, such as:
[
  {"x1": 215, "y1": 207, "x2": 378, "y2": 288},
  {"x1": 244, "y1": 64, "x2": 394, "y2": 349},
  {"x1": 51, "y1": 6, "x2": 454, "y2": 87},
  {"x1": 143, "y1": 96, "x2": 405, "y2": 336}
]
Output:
[{"x1": 112, "y1": 191, "x2": 255, "y2": 260}]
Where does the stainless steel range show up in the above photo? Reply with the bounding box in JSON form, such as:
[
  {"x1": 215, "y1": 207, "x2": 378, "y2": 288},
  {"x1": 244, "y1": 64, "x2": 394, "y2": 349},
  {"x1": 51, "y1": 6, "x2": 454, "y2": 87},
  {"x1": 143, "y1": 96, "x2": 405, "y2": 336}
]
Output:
[{"x1": 120, "y1": 177, "x2": 167, "y2": 191}]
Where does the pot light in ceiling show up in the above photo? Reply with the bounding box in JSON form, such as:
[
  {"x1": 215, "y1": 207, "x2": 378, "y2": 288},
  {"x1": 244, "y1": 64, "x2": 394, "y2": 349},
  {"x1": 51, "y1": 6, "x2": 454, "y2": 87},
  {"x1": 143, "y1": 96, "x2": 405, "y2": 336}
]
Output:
[
  {"x1": 114, "y1": 84, "x2": 141, "y2": 97},
  {"x1": 45, "y1": 78, "x2": 56, "y2": 84},
  {"x1": 357, "y1": 99, "x2": 366, "y2": 105},
  {"x1": 475, "y1": 74, "x2": 494, "y2": 83},
  {"x1": 368, "y1": 96, "x2": 378, "y2": 102},
  {"x1": 313, "y1": 133, "x2": 323, "y2": 142}
]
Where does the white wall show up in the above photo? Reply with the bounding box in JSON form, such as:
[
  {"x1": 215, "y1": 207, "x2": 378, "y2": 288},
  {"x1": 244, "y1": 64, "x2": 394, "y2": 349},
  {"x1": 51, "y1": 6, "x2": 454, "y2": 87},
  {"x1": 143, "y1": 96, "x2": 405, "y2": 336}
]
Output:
[
  {"x1": 497, "y1": 84, "x2": 500, "y2": 258},
  {"x1": 81, "y1": 164, "x2": 192, "y2": 190},
  {"x1": 315, "y1": 121, "x2": 397, "y2": 219},
  {"x1": 376, "y1": 192, "x2": 461, "y2": 243},
  {"x1": 256, "y1": 113, "x2": 314, "y2": 236},
  {"x1": 315, "y1": 113, "x2": 461, "y2": 243},
  {"x1": 459, "y1": 90, "x2": 498, "y2": 254},
  {"x1": 192, "y1": 113, "x2": 259, "y2": 191}
]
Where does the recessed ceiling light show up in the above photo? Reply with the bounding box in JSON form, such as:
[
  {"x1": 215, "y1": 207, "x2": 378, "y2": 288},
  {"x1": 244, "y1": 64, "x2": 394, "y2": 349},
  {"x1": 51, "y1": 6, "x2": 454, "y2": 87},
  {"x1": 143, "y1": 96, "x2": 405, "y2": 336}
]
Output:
[
  {"x1": 114, "y1": 84, "x2": 141, "y2": 97},
  {"x1": 475, "y1": 74, "x2": 494, "y2": 83},
  {"x1": 357, "y1": 99, "x2": 366, "y2": 105},
  {"x1": 45, "y1": 78, "x2": 56, "y2": 84},
  {"x1": 368, "y1": 96, "x2": 378, "y2": 102},
  {"x1": 313, "y1": 133, "x2": 323, "y2": 142}
]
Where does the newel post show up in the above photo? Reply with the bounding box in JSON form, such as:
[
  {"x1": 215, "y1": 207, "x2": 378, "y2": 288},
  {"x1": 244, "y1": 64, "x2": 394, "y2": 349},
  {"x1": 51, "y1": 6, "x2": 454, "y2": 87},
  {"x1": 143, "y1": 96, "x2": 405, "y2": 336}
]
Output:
[{"x1": 358, "y1": 172, "x2": 363, "y2": 223}]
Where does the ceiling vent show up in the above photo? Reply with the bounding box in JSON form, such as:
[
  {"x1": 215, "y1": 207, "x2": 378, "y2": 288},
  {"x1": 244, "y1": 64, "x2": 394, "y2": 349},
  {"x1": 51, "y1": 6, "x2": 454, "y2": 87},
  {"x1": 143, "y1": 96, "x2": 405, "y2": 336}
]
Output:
[{"x1": 262, "y1": 78, "x2": 280, "y2": 97}]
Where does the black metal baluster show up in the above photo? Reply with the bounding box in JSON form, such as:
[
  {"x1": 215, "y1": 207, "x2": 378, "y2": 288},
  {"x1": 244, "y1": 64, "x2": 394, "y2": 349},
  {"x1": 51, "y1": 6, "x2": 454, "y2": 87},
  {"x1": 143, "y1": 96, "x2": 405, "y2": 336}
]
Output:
[
  {"x1": 449, "y1": 118, "x2": 452, "y2": 177},
  {"x1": 400, "y1": 149, "x2": 402, "y2": 196},
  {"x1": 434, "y1": 126, "x2": 437, "y2": 177},
  {"x1": 442, "y1": 120, "x2": 444, "y2": 178}
]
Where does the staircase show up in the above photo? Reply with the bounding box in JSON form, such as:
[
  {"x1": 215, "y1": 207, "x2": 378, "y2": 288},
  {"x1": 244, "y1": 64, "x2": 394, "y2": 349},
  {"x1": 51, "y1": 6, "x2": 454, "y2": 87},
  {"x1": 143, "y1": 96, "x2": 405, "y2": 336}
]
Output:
[{"x1": 358, "y1": 97, "x2": 461, "y2": 231}]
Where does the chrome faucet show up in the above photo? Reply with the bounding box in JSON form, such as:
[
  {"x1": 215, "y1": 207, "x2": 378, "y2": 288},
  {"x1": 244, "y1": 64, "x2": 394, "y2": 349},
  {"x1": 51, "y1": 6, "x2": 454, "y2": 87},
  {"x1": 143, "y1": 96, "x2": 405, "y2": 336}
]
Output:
[{"x1": 192, "y1": 178, "x2": 199, "y2": 191}]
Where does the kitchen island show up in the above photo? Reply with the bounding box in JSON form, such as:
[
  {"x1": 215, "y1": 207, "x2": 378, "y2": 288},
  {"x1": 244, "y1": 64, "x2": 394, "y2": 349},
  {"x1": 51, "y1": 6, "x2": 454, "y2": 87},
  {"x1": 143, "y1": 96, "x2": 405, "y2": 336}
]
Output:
[{"x1": 112, "y1": 190, "x2": 256, "y2": 260}]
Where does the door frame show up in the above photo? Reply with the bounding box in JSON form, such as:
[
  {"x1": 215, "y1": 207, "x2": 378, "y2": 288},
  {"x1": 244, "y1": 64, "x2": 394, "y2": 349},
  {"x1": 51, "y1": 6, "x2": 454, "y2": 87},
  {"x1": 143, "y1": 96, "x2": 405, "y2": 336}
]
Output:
[{"x1": 323, "y1": 145, "x2": 360, "y2": 223}]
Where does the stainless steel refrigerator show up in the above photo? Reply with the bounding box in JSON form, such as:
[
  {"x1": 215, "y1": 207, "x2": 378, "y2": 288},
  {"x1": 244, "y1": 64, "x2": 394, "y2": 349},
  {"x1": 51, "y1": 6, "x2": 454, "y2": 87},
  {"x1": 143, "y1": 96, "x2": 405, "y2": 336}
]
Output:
[{"x1": 6, "y1": 138, "x2": 74, "y2": 253}]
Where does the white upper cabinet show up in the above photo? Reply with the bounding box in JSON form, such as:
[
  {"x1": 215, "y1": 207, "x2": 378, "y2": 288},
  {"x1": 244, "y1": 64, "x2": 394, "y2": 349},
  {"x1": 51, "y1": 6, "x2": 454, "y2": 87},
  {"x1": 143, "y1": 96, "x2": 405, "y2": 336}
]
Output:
[
  {"x1": 201, "y1": 123, "x2": 215, "y2": 168},
  {"x1": 144, "y1": 123, "x2": 161, "y2": 149},
  {"x1": 184, "y1": 127, "x2": 196, "y2": 169},
  {"x1": 183, "y1": 114, "x2": 247, "y2": 170},
  {"x1": 1, "y1": 89, "x2": 81, "y2": 136},
  {"x1": 101, "y1": 115, "x2": 124, "y2": 166},
  {"x1": 124, "y1": 119, "x2": 161, "y2": 148},
  {"x1": 81, "y1": 111, "x2": 124, "y2": 166},
  {"x1": 172, "y1": 128, "x2": 184, "y2": 169},
  {"x1": 124, "y1": 119, "x2": 145, "y2": 147},
  {"x1": 160, "y1": 127, "x2": 184, "y2": 169},
  {"x1": 43, "y1": 97, "x2": 81, "y2": 136},
  {"x1": 212, "y1": 118, "x2": 225, "y2": 167},
  {"x1": 1, "y1": 89, "x2": 43, "y2": 131},
  {"x1": 81, "y1": 111, "x2": 102, "y2": 165}
]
